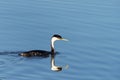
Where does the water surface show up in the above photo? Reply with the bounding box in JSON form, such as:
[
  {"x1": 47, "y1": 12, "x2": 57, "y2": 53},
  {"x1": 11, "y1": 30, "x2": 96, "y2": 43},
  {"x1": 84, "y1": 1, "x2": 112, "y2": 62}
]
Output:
[{"x1": 0, "y1": 0, "x2": 120, "y2": 80}]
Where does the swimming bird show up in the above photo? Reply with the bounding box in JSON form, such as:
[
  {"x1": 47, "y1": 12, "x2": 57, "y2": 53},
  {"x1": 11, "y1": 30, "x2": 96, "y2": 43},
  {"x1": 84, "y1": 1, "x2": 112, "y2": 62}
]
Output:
[{"x1": 19, "y1": 34, "x2": 68, "y2": 57}]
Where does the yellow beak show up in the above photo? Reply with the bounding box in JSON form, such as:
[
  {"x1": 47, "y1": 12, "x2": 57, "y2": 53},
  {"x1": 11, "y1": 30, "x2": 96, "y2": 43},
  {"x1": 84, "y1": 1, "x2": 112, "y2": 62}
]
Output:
[{"x1": 61, "y1": 38, "x2": 69, "y2": 41}]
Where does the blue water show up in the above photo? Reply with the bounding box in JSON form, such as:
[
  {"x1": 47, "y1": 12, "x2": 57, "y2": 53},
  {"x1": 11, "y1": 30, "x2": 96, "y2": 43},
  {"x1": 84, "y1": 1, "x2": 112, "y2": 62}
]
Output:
[{"x1": 0, "y1": 0, "x2": 120, "y2": 80}]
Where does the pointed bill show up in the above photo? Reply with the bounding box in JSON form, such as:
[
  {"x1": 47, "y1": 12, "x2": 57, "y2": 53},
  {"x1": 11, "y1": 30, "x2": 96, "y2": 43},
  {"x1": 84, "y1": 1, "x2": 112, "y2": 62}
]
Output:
[{"x1": 61, "y1": 38, "x2": 69, "y2": 41}]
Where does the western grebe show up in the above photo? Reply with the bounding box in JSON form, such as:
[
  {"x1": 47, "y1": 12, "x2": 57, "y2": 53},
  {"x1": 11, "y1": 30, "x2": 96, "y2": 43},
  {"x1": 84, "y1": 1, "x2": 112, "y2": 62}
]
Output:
[{"x1": 19, "y1": 34, "x2": 68, "y2": 57}]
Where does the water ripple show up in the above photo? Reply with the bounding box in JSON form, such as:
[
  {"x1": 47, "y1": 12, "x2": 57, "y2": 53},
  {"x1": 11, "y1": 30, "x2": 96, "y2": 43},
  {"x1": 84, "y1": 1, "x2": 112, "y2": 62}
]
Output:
[{"x1": 0, "y1": 0, "x2": 120, "y2": 80}]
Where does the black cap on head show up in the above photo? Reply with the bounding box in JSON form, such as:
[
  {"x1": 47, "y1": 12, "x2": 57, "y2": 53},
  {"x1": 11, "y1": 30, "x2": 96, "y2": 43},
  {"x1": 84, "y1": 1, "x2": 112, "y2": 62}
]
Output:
[{"x1": 52, "y1": 34, "x2": 62, "y2": 39}]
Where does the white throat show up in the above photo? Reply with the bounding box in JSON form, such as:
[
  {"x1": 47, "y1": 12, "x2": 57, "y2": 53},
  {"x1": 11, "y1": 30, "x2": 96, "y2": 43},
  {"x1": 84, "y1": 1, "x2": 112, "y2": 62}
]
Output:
[{"x1": 51, "y1": 37, "x2": 60, "y2": 48}]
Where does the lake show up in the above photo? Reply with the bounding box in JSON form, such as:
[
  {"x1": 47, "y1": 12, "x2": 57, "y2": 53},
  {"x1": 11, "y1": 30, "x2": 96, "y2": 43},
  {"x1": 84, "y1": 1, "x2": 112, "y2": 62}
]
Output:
[{"x1": 0, "y1": 0, "x2": 120, "y2": 80}]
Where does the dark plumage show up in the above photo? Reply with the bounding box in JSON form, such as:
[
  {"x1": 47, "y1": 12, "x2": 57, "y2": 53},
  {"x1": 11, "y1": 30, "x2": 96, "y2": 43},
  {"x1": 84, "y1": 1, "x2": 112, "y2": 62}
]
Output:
[
  {"x1": 19, "y1": 34, "x2": 67, "y2": 57},
  {"x1": 19, "y1": 50, "x2": 50, "y2": 57},
  {"x1": 52, "y1": 34, "x2": 62, "y2": 39}
]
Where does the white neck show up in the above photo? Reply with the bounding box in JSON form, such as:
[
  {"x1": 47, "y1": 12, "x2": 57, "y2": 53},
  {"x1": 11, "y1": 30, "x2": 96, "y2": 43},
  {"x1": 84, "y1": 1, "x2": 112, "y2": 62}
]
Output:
[{"x1": 51, "y1": 37, "x2": 59, "y2": 49}]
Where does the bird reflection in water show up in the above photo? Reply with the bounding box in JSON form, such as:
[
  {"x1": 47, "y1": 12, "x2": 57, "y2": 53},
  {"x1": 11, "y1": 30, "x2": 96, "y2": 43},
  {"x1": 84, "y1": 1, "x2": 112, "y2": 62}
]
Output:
[
  {"x1": 50, "y1": 53, "x2": 62, "y2": 72},
  {"x1": 50, "y1": 52, "x2": 69, "y2": 72}
]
